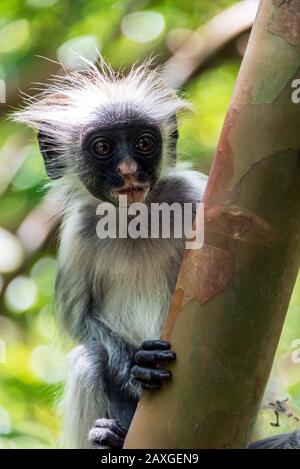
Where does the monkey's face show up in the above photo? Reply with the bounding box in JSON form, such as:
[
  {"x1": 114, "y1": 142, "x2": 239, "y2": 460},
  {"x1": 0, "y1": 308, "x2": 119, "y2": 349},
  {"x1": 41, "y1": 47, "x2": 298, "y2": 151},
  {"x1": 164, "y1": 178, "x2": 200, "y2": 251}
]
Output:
[
  {"x1": 80, "y1": 122, "x2": 163, "y2": 204},
  {"x1": 14, "y1": 61, "x2": 186, "y2": 201}
]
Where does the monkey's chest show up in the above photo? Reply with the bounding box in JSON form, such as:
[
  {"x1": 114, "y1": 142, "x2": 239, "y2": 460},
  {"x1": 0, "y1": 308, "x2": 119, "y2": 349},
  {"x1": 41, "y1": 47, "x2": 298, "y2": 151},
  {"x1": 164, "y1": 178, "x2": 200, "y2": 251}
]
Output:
[{"x1": 93, "y1": 238, "x2": 184, "y2": 346}]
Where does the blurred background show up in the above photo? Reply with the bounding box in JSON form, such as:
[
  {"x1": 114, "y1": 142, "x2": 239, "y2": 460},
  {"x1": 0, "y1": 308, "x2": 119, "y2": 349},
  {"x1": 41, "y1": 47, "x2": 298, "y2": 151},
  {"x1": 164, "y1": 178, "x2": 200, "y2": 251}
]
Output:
[{"x1": 0, "y1": 0, "x2": 299, "y2": 449}]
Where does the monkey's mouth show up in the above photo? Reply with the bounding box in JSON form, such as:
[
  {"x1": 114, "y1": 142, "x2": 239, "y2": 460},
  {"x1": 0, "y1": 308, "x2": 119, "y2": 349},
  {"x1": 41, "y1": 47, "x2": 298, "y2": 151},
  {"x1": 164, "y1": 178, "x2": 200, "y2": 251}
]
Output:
[{"x1": 112, "y1": 184, "x2": 150, "y2": 204}]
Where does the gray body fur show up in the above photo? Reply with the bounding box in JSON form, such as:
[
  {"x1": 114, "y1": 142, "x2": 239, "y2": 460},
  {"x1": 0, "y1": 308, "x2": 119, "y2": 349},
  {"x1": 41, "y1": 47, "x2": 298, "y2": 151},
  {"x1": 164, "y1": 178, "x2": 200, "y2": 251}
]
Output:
[{"x1": 56, "y1": 166, "x2": 206, "y2": 448}]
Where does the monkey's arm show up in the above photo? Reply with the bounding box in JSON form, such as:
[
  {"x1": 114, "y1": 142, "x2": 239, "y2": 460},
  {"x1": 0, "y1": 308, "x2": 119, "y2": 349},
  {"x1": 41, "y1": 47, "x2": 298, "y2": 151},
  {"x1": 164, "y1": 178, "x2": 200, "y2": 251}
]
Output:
[{"x1": 62, "y1": 337, "x2": 140, "y2": 449}]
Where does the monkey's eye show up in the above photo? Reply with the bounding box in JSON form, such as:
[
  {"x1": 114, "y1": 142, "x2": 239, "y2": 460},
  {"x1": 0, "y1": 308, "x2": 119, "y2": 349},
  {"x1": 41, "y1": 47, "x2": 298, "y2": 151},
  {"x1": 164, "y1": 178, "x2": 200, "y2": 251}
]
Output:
[
  {"x1": 135, "y1": 134, "x2": 156, "y2": 155},
  {"x1": 90, "y1": 138, "x2": 114, "y2": 158}
]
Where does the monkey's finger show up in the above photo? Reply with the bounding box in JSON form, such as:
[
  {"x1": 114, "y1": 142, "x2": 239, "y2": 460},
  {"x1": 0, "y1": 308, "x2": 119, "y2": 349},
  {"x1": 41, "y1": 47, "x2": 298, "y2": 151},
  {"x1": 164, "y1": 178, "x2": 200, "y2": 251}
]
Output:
[
  {"x1": 141, "y1": 381, "x2": 162, "y2": 390},
  {"x1": 131, "y1": 365, "x2": 171, "y2": 382},
  {"x1": 94, "y1": 418, "x2": 115, "y2": 429},
  {"x1": 93, "y1": 418, "x2": 127, "y2": 439},
  {"x1": 131, "y1": 376, "x2": 162, "y2": 390},
  {"x1": 135, "y1": 349, "x2": 176, "y2": 365},
  {"x1": 141, "y1": 340, "x2": 171, "y2": 351},
  {"x1": 89, "y1": 427, "x2": 124, "y2": 448},
  {"x1": 111, "y1": 421, "x2": 128, "y2": 438}
]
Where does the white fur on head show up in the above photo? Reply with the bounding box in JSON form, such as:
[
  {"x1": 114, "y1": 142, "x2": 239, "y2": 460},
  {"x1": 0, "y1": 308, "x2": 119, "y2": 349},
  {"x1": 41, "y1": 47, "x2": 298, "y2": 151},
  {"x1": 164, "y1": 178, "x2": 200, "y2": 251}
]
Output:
[
  {"x1": 12, "y1": 56, "x2": 191, "y2": 131},
  {"x1": 11, "y1": 55, "x2": 191, "y2": 182}
]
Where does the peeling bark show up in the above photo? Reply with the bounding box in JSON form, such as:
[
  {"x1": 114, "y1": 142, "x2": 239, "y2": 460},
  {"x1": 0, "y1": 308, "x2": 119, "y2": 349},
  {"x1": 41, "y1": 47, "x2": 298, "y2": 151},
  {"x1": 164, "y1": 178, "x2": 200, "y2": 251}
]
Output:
[
  {"x1": 124, "y1": 0, "x2": 300, "y2": 449},
  {"x1": 269, "y1": 0, "x2": 300, "y2": 48}
]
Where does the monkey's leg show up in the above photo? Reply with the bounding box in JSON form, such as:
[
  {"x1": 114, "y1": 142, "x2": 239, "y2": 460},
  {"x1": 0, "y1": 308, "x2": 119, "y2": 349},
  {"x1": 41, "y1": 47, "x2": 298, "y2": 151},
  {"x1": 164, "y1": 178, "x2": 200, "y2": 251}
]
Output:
[
  {"x1": 89, "y1": 419, "x2": 128, "y2": 449},
  {"x1": 131, "y1": 340, "x2": 176, "y2": 390},
  {"x1": 61, "y1": 345, "x2": 109, "y2": 449},
  {"x1": 249, "y1": 429, "x2": 300, "y2": 449},
  {"x1": 88, "y1": 390, "x2": 137, "y2": 449}
]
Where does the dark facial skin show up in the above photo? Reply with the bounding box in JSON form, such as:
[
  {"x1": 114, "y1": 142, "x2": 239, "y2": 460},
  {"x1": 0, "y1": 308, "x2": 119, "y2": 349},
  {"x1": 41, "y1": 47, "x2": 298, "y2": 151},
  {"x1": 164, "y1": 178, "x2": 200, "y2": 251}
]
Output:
[{"x1": 80, "y1": 123, "x2": 163, "y2": 204}]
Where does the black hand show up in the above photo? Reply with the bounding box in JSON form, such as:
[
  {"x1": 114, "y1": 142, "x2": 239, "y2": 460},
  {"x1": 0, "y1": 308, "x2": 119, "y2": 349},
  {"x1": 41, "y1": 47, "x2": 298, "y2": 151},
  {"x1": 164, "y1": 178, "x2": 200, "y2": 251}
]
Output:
[
  {"x1": 89, "y1": 418, "x2": 128, "y2": 449},
  {"x1": 131, "y1": 340, "x2": 176, "y2": 390}
]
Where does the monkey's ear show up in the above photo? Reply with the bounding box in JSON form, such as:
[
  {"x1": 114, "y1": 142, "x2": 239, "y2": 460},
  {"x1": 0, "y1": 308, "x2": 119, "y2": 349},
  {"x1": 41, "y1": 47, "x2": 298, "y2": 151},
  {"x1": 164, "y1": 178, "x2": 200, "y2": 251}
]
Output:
[
  {"x1": 37, "y1": 93, "x2": 70, "y2": 180},
  {"x1": 168, "y1": 115, "x2": 179, "y2": 160},
  {"x1": 38, "y1": 130, "x2": 65, "y2": 180},
  {"x1": 12, "y1": 91, "x2": 70, "y2": 180}
]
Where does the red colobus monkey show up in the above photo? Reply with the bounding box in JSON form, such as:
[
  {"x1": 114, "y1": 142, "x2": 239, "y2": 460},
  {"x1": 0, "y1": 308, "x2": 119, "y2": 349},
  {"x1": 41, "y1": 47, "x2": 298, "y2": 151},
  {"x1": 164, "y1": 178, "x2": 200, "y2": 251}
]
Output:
[{"x1": 13, "y1": 58, "x2": 300, "y2": 449}]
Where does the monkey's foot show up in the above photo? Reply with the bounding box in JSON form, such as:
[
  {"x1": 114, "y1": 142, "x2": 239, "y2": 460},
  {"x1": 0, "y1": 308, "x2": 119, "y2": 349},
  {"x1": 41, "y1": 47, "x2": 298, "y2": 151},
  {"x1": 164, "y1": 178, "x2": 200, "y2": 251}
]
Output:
[
  {"x1": 249, "y1": 429, "x2": 300, "y2": 449},
  {"x1": 88, "y1": 418, "x2": 127, "y2": 449},
  {"x1": 131, "y1": 340, "x2": 176, "y2": 390}
]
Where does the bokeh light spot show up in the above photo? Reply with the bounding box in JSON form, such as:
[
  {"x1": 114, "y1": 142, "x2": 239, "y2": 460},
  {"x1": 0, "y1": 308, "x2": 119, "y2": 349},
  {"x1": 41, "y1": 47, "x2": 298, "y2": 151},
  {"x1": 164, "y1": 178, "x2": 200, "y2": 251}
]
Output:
[
  {"x1": 121, "y1": 11, "x2": 165, "y2": 44},
  {"x1": 31, "y1": 345, "x2": 67, "y2": 384},
  {"x1": 0, "y1": 228, "x2": 24, "y2": 274},
  {"x1": 5, "y1": 276, "x2": 38, "y2": 314},
  {"x1": 37, "y1": 305, "x2": 56, "y2": 340},
  {"x1": 0, "y1": 407, "x2": 11, "y2": 435},
  {"x1": 0, "y1": 20, "x2": 30, "y2": 54},
  {"x1": 0, "y1": 315, "x2": 20, "y2": 345},
  {"x1": 57, "y1": 35, "x2": 100, "y2": 71},
  {"x1": 0, "y1": 78, "x2": 5, "y2": 103},
  {"x1": 30, "y1": 257, "x2": 57, "y2": 297}
]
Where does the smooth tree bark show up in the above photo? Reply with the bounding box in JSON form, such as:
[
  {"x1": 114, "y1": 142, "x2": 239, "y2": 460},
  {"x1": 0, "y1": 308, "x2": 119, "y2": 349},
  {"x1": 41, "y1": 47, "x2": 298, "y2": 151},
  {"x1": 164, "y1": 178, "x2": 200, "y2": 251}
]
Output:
[{"x1": 125, "y1": 0, "x2": 300, "y2": 449}]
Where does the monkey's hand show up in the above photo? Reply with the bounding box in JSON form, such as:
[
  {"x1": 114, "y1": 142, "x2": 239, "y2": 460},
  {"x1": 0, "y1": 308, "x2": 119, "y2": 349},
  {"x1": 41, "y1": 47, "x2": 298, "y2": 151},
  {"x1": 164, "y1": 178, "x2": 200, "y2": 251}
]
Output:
[
  {"x1": 88, "y1": 419, "x2": 128, "y2": 449},
  {"x1": 130, "y1": 340, "x2": 176, "y2": 390}
]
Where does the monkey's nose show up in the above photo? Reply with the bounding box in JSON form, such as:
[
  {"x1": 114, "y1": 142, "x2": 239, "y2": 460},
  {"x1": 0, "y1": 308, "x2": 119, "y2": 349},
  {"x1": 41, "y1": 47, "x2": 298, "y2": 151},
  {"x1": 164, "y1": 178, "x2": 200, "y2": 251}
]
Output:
[{"x1": 117, "y1": 157, "x2": 138, "y2": 176}]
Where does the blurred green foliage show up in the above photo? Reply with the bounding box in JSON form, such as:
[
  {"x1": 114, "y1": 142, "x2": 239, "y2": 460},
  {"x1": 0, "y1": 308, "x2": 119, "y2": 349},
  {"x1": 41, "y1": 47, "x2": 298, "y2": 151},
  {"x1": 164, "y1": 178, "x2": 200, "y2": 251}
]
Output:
[{"x1": 0, "y1": 0, "x2": 299, "y2": 449}]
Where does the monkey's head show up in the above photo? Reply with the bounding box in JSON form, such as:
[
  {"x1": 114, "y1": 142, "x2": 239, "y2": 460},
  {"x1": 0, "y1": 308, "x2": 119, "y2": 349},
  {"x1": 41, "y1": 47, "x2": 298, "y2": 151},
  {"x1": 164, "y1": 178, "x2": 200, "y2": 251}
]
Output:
[{"x1": 12, "y1": 58, "x2": 190, "y2": 205}]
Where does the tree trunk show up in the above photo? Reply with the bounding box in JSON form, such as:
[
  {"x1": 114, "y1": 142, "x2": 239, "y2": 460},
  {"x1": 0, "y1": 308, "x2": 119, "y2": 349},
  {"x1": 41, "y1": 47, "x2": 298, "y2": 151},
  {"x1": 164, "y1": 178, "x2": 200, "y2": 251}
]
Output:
[{"x1": 124, "y1": 0, "x2": 300, "y2": 449}]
